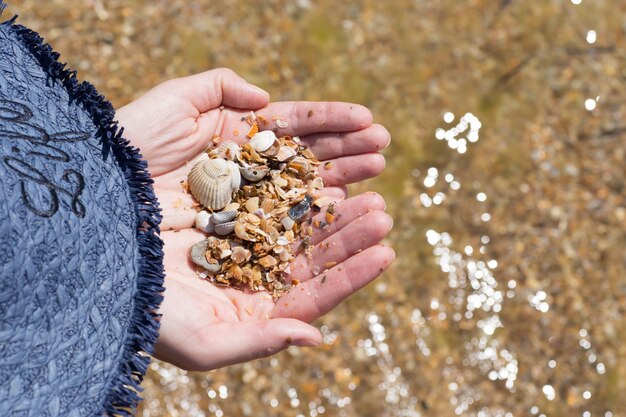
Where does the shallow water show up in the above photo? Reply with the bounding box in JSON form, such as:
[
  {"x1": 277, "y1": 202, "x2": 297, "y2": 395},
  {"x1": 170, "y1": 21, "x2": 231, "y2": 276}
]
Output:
[{"x1": 9, "y1": 0, "x2": 626, "y2": 415}]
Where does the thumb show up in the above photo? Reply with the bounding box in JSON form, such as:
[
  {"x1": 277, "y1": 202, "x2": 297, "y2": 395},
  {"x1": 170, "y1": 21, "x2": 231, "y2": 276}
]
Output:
[
  {"x1": 198, "y1": 319, "x2": 322, "y2": 370},
  {"x1": 168, "y1": 67, "x2": 270, "y2": 112}
]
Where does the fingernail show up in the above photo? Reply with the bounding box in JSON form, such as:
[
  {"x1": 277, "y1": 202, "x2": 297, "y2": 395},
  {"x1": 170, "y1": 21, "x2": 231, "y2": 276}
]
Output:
[
  {"x1": 247, "y1": 83, "x2": 269, "y2": 97},
  {"x1": 293, "y1": 338, "x2": 320, "y2": 348}
]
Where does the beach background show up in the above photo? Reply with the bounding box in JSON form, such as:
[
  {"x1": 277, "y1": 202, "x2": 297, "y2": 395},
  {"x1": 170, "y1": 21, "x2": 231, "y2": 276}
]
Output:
[{"x1": 6, "y1": 1, "x2": 626, "y2": 416}]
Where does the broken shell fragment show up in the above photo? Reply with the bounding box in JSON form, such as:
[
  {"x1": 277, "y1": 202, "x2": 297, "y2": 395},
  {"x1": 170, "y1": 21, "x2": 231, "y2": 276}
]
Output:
[
  {"x1": 279, "y1": 250, "x2": 291, "y2": 262},
  {"x1": 188, "y1": 159, "x2": 240, "y2": 210},
  {"x1": 244, "y1": 197, "x2": 260, "y2": 213},
  {"x1": 231, "y1": 246, "x2": 252, "y2": 264},
  {"x1": 281, "y1": 216, "x2": 295, "y2": 230},
  {"x1": 259, "y1": 255, "x2": 278, "y2": 268},
  {"x1": 234, "y1": 221, "x2": 254, "y2": 241},
  {"x1": 219, "y1": 249, "x2": 233, "y2": 259},
  {"x1": 222, "y1": 202, "x2": 241, "y2": 212},
  {"x1": 288, "y1": 198, "x2": 312, "y2": 222},
  {"x1": 287, "y1": 156, "x2": 310, "y2": 174},
  {"x1": 313, "y1": 196, "x2": 336, "y2": 208},
  {"x1": 190, "y1": 240, "x2": 221, "y2": 272}
]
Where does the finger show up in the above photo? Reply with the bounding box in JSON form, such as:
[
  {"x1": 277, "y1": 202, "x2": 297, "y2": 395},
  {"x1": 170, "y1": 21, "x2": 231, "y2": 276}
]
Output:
[
  {"x1": 288, "y1": 211, "x2": 392, "y2": 282},
  {"x1": 169, "y1": 68, "x2": 270, "y2": 112},
  {"x1": 319, "y1": 186, "x2": 349, "y2": 200},
  {"x1": 158, "y1": 189, "x2": 345, "y2": 232},
  {"x1": 318, "y1": 153, "x2": 386, "y2": 186},
  {"x1": 194, "y1": 319, "x2": 321, "y2": 370},
  {"x1": 157, "y1": 189, "x2": 198, "y2": 232},
  {"x1": 161, "y1": 192, "x2": 386, "y2": 271},
  {"x1": 223, "y1": 101, "x2": 372, "y2": 138},
  {"x1": 273, "y1": 245, "x2": 395, "y2": 323},
  {"x1": 155, "y1": 279, "x2": 321, "y2": 371},
  {"x1": 159, "y1": 320, "x2": 321, "y2": 371},
  {"x1": 300, "y1": 124, "x2": 391, "y2": 160},
  {"x1": 307, "y1": 192, "x2": 386, "y2": 246}
]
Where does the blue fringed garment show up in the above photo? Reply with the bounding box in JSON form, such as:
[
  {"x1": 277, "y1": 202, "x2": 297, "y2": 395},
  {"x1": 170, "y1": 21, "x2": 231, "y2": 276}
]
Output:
[{"x1": 0, "y1": 3, "x2": 165, "y2": 416}]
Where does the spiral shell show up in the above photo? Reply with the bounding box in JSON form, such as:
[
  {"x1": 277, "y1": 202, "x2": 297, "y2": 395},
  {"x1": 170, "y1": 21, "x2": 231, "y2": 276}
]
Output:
[{"x1": 188, "y1": 159, "x2": 241, "y2": 210}]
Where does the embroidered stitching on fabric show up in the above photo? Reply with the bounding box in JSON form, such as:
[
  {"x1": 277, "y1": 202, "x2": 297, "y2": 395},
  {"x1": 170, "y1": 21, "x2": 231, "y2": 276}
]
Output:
[{"x1": 0, "y1": 98, "x2": 88, "y2": 218}]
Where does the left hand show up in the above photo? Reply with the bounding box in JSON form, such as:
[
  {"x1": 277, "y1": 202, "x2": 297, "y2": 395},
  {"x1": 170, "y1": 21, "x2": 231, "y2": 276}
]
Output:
[
  {"x1": 117, "y1": 68, "x2": 389, "y2": 230},
  {"x1": 116, "y1": 68, "x2": 393, "y2": 371}
]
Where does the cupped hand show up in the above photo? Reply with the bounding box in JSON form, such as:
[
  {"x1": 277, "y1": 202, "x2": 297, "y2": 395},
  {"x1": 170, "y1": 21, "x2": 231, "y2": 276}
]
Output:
[{"x1": 116, "y1": 68, "x2": 394, "y2": 371}]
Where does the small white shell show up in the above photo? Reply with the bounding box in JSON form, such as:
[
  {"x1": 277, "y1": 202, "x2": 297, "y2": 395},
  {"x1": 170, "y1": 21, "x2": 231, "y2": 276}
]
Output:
[
  {"x1": 195, "y1": 210, "x2": 214, "y2": 233},
  {"x1": 287, "y1": 156, "x2": 310, "y2": 173},
  {"x1": 209, "y1": 140, "x2": 240, "y2": 160},
  {"x1": 227, "y1": 160, "x2": 242, "y2": 189},
  {"x1": 212, "y1": 210, "x2": 238, "y2": 224},
  {"x1": 215, "y1": 220, "x2": 236, "y2": 236},
  {"x1": 239, "y1": 164, "x2": 270, "y2": 182},
  {"x1": 249, "y1": 130, "x2": 277, "y2": 152},
  {"x1": 276, "y1": 146, "x2": 297, "y2": 162},
  {"x1": 219, "y1": 249, "x2": 233, "y2": 259},
  {"x1": 313, "y1": 196, "x2": 336, "y2": 208},
  {"x1": 188, "y1": 159, "x2": 240, "y2": 210}
]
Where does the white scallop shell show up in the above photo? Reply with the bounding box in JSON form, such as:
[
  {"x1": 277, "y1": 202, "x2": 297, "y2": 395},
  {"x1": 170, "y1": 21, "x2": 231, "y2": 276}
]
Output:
[
  {"x1": 188, "y1": 159, "x2": 240, "y2": 210},
  {"x1": 212, "y1": 210, "x2": 238, "y2": 224},
  {"x1": 214, "y1": 220, "x2": 236, "y2": 236},
  {"x1": 249, "y1": 130, "x2": 277, "y2": 152}
]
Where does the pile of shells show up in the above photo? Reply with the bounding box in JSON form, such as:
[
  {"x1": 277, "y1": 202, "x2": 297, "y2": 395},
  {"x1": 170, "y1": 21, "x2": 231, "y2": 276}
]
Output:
[{"x1": 187, "y1": 124, "x2": 332, "y2": 298}]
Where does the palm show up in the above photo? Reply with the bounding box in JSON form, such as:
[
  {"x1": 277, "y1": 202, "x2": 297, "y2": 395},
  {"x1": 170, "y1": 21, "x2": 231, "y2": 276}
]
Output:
[{"x1": 116, "y1": 69, "x2": 394, "y2": 371}]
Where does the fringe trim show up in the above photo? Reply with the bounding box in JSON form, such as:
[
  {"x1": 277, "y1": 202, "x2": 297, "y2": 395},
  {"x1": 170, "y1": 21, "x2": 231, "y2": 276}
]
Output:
[{"x1": 1, "y1": 3, "x2": 165, "y2": 416}]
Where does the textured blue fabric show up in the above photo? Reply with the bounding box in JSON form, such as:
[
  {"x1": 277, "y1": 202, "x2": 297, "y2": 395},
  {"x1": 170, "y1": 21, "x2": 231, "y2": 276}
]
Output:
[{"x1": 0, "y1": 5, "x2": 164, "y2": 416}]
